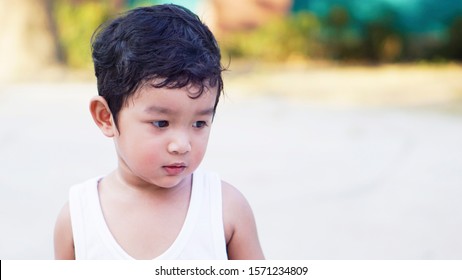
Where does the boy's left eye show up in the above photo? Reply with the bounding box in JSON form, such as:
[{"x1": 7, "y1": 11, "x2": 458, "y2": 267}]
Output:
[{"x1": 193, "y1": 121, "x2": 208, "y2": 128}]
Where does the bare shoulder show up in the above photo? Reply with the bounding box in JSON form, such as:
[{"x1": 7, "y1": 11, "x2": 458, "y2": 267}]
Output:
[
  {"x1": 221, "y1": 181, "x2": 251, "y2": 212},
  {"x1": 221, "y1": 181, "x2": 265, "y2": 260},
  {"x1": 53, "y1": 202, "x2": 75, "y2": 259}
]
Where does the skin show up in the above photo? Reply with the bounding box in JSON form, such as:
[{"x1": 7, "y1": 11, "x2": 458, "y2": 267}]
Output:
[{"x1": 54, "y1": 81, "x2": 264, "y2": 260}]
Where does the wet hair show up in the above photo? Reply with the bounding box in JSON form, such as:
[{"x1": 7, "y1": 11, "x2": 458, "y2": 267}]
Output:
[{"x1": 91, "y1": 4, "x2": 224, "y2": 126}]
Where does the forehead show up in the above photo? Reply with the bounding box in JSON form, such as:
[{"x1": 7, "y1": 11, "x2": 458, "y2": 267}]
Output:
[{"x1": 127, "y1": 82, "x2": 218, "y2": 113}]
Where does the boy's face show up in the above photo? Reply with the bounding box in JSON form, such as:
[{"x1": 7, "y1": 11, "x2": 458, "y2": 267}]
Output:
[{"x1": 113, "y1": 81, "x2": 218, "y2": 189}]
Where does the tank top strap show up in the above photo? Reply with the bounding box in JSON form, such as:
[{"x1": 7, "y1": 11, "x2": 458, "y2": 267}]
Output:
[{"x1": 204, "y1": 171, "x2": 228, "y2": 259}]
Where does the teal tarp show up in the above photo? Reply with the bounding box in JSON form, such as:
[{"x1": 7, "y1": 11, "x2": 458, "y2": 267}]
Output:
[{"x1": 292, "y1": 0, "x2": 462, "y2": 34}]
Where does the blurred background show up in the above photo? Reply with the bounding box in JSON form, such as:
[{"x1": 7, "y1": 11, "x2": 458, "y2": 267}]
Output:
[{"x1": 0, "y1": 0, "x2": 461, "y2": 259}]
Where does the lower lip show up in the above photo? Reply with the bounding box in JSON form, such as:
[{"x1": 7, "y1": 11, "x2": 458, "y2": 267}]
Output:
[{"x1": 163, "y1": 166, "x2": 186, "y2": 176}]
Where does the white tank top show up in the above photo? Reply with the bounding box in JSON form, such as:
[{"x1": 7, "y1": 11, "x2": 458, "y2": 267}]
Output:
[{"x1": 69, "y1": 170, "x2": 228, "y2": 260}]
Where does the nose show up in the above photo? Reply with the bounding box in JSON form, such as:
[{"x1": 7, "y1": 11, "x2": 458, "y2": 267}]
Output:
[{"x1": 167, "y1": 132, "x2": 191, "y2": 155}]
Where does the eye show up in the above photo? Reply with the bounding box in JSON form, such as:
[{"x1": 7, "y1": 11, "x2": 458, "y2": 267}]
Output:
[
  {"x1": 193, "y1": 121, "x2": 208, "y2": 128},
  {"x1": 152, "y1": 120, "x2": 169, "y2": 128}
]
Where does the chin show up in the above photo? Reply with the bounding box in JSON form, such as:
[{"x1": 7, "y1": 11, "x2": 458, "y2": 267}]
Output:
[{"x1": 152, "y1": 174, "x2": 192, "y2": 189}]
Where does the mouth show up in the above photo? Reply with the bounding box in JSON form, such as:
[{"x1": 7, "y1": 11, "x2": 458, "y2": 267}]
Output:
[{"x1": 163, "y1": 163, "x2": 187, "y2": 176}]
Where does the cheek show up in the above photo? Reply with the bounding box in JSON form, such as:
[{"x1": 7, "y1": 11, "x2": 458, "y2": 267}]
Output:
[
  {"x1": 192, "y1": 133, "x2": 210, "y2": 156},
  {"x1": 137, "y1": 139, "x2": 164, "y2": 163},
  {"x1": 118, "y1": 134, "x2": 164, "y2": 165}
]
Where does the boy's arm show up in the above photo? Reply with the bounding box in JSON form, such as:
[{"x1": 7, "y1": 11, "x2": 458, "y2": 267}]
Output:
[
  {"x1": 222, "y1": 182, "x2": 265, "y2": 260},
  {"x1": 53, "y1": 202, "x2": 75, "y2": 260}
]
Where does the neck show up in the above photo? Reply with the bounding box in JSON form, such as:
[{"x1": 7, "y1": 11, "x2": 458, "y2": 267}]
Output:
[{"x1": 107, "y1": 168, "x2": 191, "y2": 198}]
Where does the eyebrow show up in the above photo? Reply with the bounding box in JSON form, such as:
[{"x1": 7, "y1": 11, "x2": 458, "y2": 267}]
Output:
[
  {"x1": 144, "y1": 106, "x2": 215, "y2": 116},
  {"x1": 144, "y1": 105, "x2": 172, "y2": 115},
  {"x1": 197, "y1": 108, "x2": 216, "y2": 116}
]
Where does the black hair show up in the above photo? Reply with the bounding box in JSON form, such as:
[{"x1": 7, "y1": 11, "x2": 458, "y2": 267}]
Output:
[{"x1": 91, "y1": 4, "x2": 224, "y2": 126}]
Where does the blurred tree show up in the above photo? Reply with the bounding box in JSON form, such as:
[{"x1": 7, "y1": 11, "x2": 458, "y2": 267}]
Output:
[
  {"x1": 221, "y1": 11, "x2": 321, "y2": 61},
  {"x1": 324, "y1": 5, "x2": 351, "y2": 60},
  {"x1": 363, "y1": 21, "x2": 396, "y2": 62},
  {"x1": 0, "y1": 0, "x2": 62, "y2": 81},
  {"x1": 447, "y1": 16, "x2": 462, "y2": 61},
  {"x1": 53, "y1": 0, "x2": 114, "y2": 68}
]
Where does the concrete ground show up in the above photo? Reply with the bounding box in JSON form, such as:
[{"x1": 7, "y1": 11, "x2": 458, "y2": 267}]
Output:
[{"x1": 1, "y1": 66, "x2": 462, "y2": 259}]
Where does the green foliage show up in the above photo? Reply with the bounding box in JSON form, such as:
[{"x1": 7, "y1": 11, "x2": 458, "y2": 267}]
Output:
[
  {"x1": 220, "y1": 8, "x2": 405, "y2": 63},
  {"x1": 54, "y1": 1, "x2": 112, "y2": 69},
  {"x1": 221, "y1": 5, "x2": 462, "y2": 63},
  {"x1": 361, "y1": 21, "x2": 403, "y2": 62},
  {"x1": 320, "y1": 5, "x2": 359, "y2": 61},
  {"x1": 221, "y1": 12, "x2": 322, "y2": 62},
  {"x1": 447, "y1": 16, "x2": 462, "y2": 60}
]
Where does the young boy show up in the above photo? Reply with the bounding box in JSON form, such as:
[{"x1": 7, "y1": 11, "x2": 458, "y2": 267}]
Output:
[{"x1": 53, "y1": 4, "x2": 264, "y2": 260}]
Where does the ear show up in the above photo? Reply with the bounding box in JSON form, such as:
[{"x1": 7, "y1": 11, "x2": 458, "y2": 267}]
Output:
[{"x1": 89, "y1": 96, "x2": 117, "y2": 137}]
